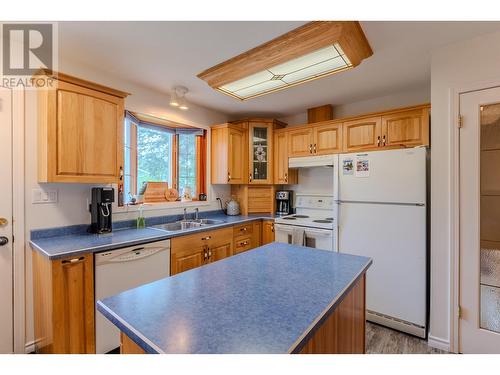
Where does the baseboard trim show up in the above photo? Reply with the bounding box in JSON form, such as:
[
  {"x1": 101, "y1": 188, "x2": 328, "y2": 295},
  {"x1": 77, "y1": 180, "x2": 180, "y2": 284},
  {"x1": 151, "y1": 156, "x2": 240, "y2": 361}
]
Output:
[
  {"x1": 25, "y1": 340, "x2": 36, "y2": 354},
  {"x1": 427, "y1": 335, "x2": 450, "y2": 352}
]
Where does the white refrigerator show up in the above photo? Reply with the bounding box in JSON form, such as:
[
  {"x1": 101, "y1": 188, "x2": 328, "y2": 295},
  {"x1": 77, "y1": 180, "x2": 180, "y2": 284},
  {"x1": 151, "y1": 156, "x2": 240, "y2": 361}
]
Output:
[{"x1": 337, "y1": 147, "x2": 427, "y2": 338}]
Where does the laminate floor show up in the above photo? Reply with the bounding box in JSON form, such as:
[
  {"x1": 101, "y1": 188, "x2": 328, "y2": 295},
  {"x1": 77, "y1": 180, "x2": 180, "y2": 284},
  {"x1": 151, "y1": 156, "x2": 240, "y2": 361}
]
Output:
[{"x1": 366, "y1": 322, "x2": 446, "y2": 354}]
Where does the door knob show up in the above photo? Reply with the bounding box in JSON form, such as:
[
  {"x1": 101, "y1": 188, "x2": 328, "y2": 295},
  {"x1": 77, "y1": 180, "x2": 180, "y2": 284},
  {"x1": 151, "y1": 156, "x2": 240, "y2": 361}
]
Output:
[{"x1": 0, "y1": 237, "x2": 8, "y2": 246}]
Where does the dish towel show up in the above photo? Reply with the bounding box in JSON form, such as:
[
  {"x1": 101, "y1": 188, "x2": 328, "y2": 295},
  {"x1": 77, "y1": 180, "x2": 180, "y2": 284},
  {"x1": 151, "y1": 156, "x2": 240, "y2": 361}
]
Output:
[{"x1": 291, "y1": 227, "x2": 305, "y2": 246}]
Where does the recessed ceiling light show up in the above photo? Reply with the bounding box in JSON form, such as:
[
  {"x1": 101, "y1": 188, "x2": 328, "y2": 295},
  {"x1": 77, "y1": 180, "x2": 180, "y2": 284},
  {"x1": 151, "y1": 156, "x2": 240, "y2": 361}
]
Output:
[
  {"x1": 197, "y1": 21, "x2": 372, "y2": 101},
  {"x1": 170, "y1": 86, "x2": 189, "y2": 109}
]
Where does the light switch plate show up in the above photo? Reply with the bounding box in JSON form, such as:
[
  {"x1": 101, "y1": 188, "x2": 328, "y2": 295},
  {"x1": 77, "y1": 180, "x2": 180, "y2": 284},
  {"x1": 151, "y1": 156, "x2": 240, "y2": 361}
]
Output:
[{"x1": 32, "y1": 188, "x2": 58, "y2": 204}]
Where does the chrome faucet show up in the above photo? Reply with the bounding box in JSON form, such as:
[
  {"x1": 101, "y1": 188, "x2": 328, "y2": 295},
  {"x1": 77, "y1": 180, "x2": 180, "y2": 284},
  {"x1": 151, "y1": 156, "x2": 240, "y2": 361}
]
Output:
[{"x1": 194, "y1": 207, "x2": 199, "y2": 220}]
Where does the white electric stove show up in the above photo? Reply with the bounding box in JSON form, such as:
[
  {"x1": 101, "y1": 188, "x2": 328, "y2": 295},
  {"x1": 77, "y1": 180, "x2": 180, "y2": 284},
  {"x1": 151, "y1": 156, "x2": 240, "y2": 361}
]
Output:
[{"x1": 274, "y1": 194, "x2": 337, "y2": 251}]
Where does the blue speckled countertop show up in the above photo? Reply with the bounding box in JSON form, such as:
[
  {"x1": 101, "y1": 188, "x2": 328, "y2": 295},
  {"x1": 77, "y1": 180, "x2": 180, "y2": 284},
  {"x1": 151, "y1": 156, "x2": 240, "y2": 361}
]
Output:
[
  {"x1": 29, "y1": 212, "x2": 276, "y2": 259},
  {"x1": 97, "y1": 243, "x2": 372, "y2": 354}
]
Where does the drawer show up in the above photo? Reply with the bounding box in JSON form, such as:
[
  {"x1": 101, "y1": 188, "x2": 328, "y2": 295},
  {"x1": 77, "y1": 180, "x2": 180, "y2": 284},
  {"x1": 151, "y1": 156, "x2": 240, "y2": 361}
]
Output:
[
  {"x1": 233, "y1": 222, "x2": 254, "y2": 237},
  {"x1": 234, "y1": 236, "x2": 253, "y2": 254},
  {"x1": 171, "y1": 226, "x2": 233, "y2": 254}
]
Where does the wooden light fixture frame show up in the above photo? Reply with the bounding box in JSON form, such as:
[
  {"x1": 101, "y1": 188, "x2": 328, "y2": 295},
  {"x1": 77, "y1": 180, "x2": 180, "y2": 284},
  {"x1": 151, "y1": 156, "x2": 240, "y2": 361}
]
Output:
[{"x1": 197, "y1": 21, "x2": 373, "y2": 100}]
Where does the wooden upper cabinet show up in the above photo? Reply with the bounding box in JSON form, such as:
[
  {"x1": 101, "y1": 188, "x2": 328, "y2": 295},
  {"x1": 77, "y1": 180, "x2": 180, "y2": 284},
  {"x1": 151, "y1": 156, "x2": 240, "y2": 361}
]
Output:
[
  {"x1": 274, "y1": 130, "x2": 298, "y2": 184},
  {"x1": 288, "y1": 128, "x2": 313, "y2": 157},
  {"x1": 313, "y1": 122, "x2": 343, "y2": 155},
  {"x1": 37, "y1": 72, "x2": 128, "y2": 183},
  {"x1": 381, "y1": 107, "x2": 430, "y2": 147},
  {"x1": 211, "y1": 124, "x2": 248, "y2": 184},
  {"x1": 249, "y1": 122, "x2": 273, "y2": 184},
  {"x1": 342, "y1": 116, "x2": 382, "y2": 152}
]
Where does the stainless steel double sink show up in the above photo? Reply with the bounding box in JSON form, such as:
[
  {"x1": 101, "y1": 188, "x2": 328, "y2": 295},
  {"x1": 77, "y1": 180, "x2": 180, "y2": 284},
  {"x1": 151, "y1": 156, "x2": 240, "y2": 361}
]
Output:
[{"x1": 152, "y1": 218, "x2": 226, "y2": 232}]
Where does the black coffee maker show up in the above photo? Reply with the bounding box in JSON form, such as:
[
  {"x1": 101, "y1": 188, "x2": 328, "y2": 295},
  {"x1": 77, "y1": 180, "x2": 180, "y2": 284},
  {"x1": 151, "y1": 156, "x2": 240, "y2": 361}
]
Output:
[{"x1": 89, "y1": 187, "x2": 114, "y2": 234}]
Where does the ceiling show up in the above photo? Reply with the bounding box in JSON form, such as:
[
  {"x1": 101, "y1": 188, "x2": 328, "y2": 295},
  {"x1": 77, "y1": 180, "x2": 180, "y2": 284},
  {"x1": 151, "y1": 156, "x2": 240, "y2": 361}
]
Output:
[{"x1": 58, "y1": 21, "x2": 500, "y2": 118}]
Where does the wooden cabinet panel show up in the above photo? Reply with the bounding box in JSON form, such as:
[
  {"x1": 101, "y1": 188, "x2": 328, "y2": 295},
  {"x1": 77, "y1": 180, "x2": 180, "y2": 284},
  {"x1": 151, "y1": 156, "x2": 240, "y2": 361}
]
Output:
[
  {"x1": 288, "y1": 128, "x2": 313, "y2": 157},
  {"x1": 171, "y1": 246, "x2": 206, "y2": 275},
  {"x1": 38, "y1": 75, "x2": 126, "y2": 183},
  {"x1": 33, "y1": 251, "x2": 95, "y2": 354},
  {"x1": 313, "y1": 122, "x2": 343, "y2": 155},
  {"x1": 209, "y1": 242, "x2": 232, "y2": 263},
  {"x1": 211, "y1": 125, "x2": 248, "y2": 184},
  {"x1": 342, "y1": 116, "x2": 382, "y2": 152},
  {"x1": 262, "y1": 220, "x2": 275, "y2": 245},
  {"x1": 381, "y1": 108, "x2": 429, "y2": 147},
  {"x1": 253, "y1": 221, "x2": 262, "y2": 247},
  {"x1": 274, "y1": 131, "x2": 298, "y2": 184},
  {"x1": 228, "y1": 127, "x2": 248, "y2": 184}
]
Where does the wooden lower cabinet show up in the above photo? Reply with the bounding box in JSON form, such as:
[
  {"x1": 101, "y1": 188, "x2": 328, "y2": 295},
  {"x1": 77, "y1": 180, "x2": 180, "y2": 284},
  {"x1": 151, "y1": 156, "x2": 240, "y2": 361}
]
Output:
[
  {"x1": 171, "y1": 226, "x2": 234, "y2": 275},
  {"x1": 262, "y1": 220, "x2": 275, "y2": 245},
  {"x1": 33, "y1": 251, "x2": 95, "y2": 354},
  {"x1": 233, "y1": 221, "x2": 262, "y2": 255},
  {"x1": 299, "y1": 274, "x2": 365, "y2": 354}
]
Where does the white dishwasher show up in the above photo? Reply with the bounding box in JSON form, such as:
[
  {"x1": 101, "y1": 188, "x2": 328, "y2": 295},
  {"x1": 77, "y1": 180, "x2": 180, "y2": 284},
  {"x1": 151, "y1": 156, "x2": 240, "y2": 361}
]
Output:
[{"x1": 94, "y1": 239, "x2": 170, "y2": 354}]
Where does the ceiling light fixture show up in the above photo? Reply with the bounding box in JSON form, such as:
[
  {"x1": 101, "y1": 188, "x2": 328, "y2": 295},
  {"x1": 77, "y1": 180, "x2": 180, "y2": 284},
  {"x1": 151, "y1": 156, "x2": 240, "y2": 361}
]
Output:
[
  {"x1": 197, "y1": 21, "x2": 373, "y2": 101},
  {"x1": 170, "y1": 86, "x2": 189, "y2": 110}
]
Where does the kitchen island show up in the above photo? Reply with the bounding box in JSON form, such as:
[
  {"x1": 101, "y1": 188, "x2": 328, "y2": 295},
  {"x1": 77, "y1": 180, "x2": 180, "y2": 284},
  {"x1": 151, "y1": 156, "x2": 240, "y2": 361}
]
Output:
[{"x1": 97, "y1": 242, "x2": 371, "y2": 354}]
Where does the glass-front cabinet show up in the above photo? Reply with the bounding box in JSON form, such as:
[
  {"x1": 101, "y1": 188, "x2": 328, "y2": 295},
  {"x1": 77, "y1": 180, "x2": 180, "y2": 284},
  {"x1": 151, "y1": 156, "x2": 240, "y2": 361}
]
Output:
[{"x1": 249, "y1": 122, "x2": 273, "y2": 184}]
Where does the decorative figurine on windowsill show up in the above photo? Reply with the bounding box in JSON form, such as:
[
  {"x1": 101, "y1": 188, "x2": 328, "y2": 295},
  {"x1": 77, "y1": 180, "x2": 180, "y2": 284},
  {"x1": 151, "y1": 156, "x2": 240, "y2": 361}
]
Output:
[{"x1": 181, "y1": 186, "x2": 193, "y2": 202}]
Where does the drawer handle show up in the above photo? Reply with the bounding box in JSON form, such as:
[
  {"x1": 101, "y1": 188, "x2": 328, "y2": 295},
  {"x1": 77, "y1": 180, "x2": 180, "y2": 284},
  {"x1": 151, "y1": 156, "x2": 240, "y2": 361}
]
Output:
[
  {"x1": 240, "y1": 227, "x2": 247, "y2": 232},
  {"x1": 240, "y1": 241, "x2": 249, "y2": 246},
  {"x1": 201, "y1": 236, "x2": 211, "y2": 241},
  {"x1": 62, "y1": 256, "x2": 85, "y2": 264}
]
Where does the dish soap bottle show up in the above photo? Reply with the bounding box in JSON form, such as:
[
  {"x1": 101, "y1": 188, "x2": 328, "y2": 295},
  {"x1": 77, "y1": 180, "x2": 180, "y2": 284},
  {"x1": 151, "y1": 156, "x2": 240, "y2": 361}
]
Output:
[{"x1": 136, "y1": 204, "x2": 146, "y2": 229}]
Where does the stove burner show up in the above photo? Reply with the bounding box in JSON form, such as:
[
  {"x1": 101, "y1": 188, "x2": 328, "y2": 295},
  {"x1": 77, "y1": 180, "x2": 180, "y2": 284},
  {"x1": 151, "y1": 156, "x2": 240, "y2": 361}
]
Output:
[
  {"x1": 283, "y1": 217, "x2": 296, "y2": 220},
  {"x1": 293, "y1": 215, "x2": 309, "y2": 218},
  {"x1": 313, "y1": 219, "x2": 333, "y2": 223}
]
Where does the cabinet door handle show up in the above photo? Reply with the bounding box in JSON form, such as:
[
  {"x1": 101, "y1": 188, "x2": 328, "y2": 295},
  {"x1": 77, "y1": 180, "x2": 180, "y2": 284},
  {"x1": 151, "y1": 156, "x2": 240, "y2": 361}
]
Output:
[
  {"x1": 227, "y1": 172, "x2": 231, "y2": 182},
  {"x1": 271, "y1": 223, "x2": 275, "y2": 233},
  {"x1": 377, "y1": 136, "x2": 381, "y2": 146},
  {"x1": 284, "y1": 173, "x2": 288, "y2": 183},
  {"x1": 203, "y1": 249, "x2": 208, "y2": 260},
  {"x1": 208, "y1": 249, "x2": 212, "y2": 258},
  {"x1": 119, "y1": 166, "x2": 124, "y2": 180},
  {"x1": 201, "y1": 235, "x2": 212, "y2": 241},
  {"x1": 309, "y1": 144, "x2": 313, "y2": 154},
  {"x1": 382, "y1": 135, "x2": 386, "y2": 146},
  {"x1": 249, "y1": 173, "x2": 252, "y2": 182},
  {"x1": 313, "y1": 143, "x2": 317, "y2": 153},
  {"x1": 62, "y1": 256, "x2": 85, "y2": 265}
]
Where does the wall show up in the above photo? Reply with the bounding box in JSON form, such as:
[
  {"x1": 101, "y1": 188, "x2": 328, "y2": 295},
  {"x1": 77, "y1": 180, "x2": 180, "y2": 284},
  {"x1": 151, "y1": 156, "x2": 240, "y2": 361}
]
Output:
[
  {"x1": 429, "y1": 29, "x2": 500, "y2": 352},
  {"x1": 279, "y1": 85, "x2": 430, "y2": 126},
  {"x1": 23, "y1": 58, "x2": 230, "y2": 350}
]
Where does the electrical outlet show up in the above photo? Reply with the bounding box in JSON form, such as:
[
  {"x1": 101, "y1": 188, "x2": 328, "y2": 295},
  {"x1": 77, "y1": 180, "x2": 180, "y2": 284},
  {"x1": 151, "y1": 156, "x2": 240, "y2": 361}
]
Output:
[{"x1": 32, "y1": 188, "x2": 58, "y2": 204}]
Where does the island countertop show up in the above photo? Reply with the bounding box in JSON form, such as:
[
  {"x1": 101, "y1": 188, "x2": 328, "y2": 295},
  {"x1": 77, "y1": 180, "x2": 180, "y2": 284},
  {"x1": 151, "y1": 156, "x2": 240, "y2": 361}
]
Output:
[{"x1": 97, "y1": 243, "x2": 372, "y2": 354}]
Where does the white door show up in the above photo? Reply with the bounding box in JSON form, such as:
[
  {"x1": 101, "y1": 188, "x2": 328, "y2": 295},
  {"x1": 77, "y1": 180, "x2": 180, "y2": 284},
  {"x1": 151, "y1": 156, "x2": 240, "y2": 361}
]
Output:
[
  {"x1": 0, "y1": 87, "x2": 13, "y2": 353},
  {"x1": 459, "y1": 87, "x2": 500, "y2": 353}
]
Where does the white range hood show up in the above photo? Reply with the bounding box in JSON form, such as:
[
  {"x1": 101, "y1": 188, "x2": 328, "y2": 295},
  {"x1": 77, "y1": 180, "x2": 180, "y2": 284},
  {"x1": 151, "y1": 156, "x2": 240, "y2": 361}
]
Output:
[{"x1": 289, "y1": 154, "x2": 336, "y2": 168}]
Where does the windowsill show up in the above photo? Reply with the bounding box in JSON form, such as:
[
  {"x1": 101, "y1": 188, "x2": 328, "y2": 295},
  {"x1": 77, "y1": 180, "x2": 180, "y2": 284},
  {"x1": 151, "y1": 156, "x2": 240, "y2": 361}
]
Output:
[{"x1": 114, "y1": 199, "x2": 213, "y2": 214}]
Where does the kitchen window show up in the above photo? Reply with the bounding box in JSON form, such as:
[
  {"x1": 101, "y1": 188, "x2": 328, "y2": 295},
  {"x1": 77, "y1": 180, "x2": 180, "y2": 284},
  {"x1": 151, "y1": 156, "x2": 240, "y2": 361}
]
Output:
[{"x1": 123, "y1": 111, "x2": 207, "y2": 204}]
